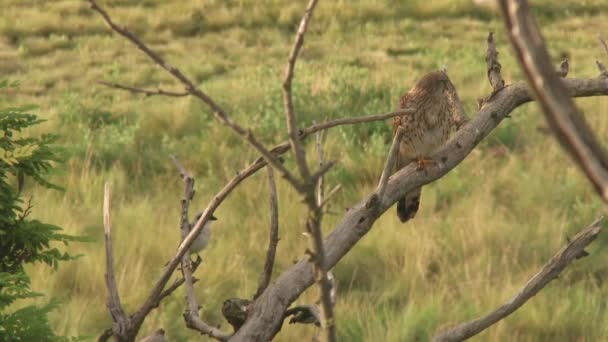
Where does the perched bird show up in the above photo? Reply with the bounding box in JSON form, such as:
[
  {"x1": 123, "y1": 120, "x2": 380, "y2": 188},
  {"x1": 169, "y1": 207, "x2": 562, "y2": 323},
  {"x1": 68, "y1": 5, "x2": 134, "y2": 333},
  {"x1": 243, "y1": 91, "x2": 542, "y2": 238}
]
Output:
[
  {"x1": 189, "y1": 213, "x2": 217, "y2": 255},
  {"x1": 393, "y1": 71, "x2": 466, "y2": 222}
]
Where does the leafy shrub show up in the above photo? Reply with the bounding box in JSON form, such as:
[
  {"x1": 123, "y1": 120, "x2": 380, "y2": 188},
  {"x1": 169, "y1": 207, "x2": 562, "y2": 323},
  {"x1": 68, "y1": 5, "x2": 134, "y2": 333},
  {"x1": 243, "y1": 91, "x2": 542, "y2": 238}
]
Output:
[{"x1": 0, "y1": 80, "x2": 83, "y2": 341}]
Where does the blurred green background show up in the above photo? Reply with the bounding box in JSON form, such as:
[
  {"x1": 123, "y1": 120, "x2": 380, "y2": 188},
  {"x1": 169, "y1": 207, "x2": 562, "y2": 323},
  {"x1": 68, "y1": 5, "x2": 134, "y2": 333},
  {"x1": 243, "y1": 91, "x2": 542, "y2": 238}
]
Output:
[{"x1": 2, "y1": 0, "x2": 608, "y2": 340}]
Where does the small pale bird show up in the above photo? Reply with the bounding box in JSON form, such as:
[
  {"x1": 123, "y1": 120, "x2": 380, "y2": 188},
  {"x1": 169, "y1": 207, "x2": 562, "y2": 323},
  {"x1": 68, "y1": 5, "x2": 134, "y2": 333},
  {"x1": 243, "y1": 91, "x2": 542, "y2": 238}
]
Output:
[
  {"x1": 189, "y1": 213, "x2": 217, "y2": 255},
  {"x1": 393, "y1": 71, "x2": 466, "y2": 222}
]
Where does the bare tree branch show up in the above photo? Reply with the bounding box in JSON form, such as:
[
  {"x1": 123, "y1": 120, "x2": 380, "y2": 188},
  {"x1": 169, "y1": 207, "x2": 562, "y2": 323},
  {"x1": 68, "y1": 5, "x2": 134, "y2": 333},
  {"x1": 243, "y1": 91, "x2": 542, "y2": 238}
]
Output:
[
  {"x1": 172, "y1": 156, "x2": 231, "y2": 341},
  {"x1": 301, "y1": 109, "x2": 414, "y2": 137},
  {"x1": 253, "y1": 167, "x2": 280, "y2": 300},
  {"x1": 282, "y1": 0, "x2": 319, "y2": 180},
  {"x1": 98, "y1": 81, "x2": 189, "y2": 97},
  {"x1": 433, "y1": 216, "x2": 605, "y2": 342},
  {"x1": 315, "y1": 124, "x2": 325, "y2": 207},
  {"x1": 88, "y1": 0, "x2": 302, "y2": 192},
  {"x1": 376, "y1": 127, "x2": 404, "y2": 199},
  {"x1": 232, "y1": 75, "x2": 608, "y2": 341},
  {"x1": 599, "y1": 34, "x2": 608, "y2": 55},
  {"x1": 499, "y1": 0, "x2": 608, "y2": 201},
  {"x1": 102, "y1": 182, "x2": 130, "y2": 341},
  {"x1": 486, "y1": 32, "x2": 505, "y2": 93}
]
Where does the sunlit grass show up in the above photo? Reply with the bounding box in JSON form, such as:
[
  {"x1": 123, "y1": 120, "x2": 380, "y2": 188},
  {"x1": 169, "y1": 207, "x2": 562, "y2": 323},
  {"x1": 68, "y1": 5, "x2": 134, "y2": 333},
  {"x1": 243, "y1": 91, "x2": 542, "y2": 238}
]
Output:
[{"x1": 2, "y1": 0, "x2": 608, "y2": 340}]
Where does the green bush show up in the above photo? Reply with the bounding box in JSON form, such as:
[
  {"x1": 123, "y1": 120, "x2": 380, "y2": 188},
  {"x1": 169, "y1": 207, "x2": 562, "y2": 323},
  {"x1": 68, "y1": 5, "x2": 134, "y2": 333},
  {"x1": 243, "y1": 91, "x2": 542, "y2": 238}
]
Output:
[{"x1": 0, "y1": 81, "x2": 84, "y2": 341}]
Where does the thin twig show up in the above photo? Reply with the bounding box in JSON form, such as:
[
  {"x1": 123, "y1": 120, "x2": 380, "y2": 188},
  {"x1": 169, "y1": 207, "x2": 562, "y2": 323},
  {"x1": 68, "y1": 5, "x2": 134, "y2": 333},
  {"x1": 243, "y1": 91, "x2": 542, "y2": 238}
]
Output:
[
  {"x1": 433, "y1": 216, "x2": 605, "y2": 342},
  {"x1": 377, "y1": 127, "x2": 404, "y2": 199},
  {"x1": 599, "y1": 34, "x2": 608, "y2": 55},
  {"x1": 301, "y1": 109, "x2": 414, "y2": 137},
  {"x1": 98, "y1": 81, "x2": 189, "y2": 97},
  {"x1": 102, "y1": 182, "x2": 128, "y2": 339},
  {"x1": 88, "y1": 0, "x2": 302, "y2": 192},
  {"x1": 499, "y1": 0, "x2": 608, "y2": 201},
  {"x1": 282, "y1": 0, "x2": 319, "y2": 180},
  {"x1": 315, "y1": 123, "x2": 325, "y2": 207},
  {"x1": 253, "y1": 167, "x2": 280, "y2": 300}
]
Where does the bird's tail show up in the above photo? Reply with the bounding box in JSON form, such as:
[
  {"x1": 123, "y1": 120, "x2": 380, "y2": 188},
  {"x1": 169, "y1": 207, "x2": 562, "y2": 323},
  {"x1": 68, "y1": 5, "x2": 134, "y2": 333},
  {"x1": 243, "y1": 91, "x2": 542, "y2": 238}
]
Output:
[{"x1": 397, "y1": 186, "x2": 422, "y2": 223}]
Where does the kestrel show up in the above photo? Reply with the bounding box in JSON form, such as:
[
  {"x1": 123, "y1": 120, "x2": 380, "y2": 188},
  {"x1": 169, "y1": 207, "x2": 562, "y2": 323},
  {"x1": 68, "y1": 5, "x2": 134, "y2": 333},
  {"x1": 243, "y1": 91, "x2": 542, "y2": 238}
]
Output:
[{"x1": 393, "y1": 71, "x2": 466, "y2": 222}]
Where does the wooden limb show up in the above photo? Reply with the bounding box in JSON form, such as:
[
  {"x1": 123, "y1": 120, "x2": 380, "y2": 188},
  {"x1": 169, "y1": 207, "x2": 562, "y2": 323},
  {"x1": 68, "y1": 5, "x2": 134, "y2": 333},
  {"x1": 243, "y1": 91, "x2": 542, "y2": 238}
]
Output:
[
  {"x1": 377, "y1": 127, "x2": 404, "y2": 200},
  {"x1": 253, "y1": 167, "x2": 280, "y2": 300},
  {"x1": 499, "y1": 0, "x2": 608, "y2": 201},
  {"x1": 232, "y1": 75, "x2": 608, "y2": 341},
  {"x1": 282, "y1": 0, "x2": 319, "y2": 180},
  {"x1": 98, "y1": 81, "x2": 189, "y2": 97},
  {"x1": 102, "y1": 182, "x2": 130, "y2": 341},
  {"x1": 88, "y1": 0, "x2": 302, "y2": 192},
  {"x1": 433, "y1": 216, "x2": 605, "y2": 342}
]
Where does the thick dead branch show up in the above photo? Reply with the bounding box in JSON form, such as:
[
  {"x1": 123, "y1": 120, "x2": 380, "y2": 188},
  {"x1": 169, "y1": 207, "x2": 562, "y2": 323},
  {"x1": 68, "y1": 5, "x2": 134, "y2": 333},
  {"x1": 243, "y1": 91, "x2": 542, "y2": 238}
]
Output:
[
  {"x1": 98, "y1": 81, "x2": 189, "y2": 97},
  {"x1": 499, "y1": 0, "x2": 608, "y2": 201},
  {"x1": 102, "y1": 182, "x2": 130, "y2": 341},
  {"x1": 377, "y1": 126, "x2": 404, "y2": 199},
  {"x1": 282, "y1": 0, "x2": 319, "y2": 180},
  {"x1": 232, "y1": 75, "x2": 608, "y2": 340},
  {"x1": 433, "y1": 216, "x2": 604, "y2": 342},
  {"x1": 173, "y1": 157, "x2": 231, "y2": 341},
  {"x1": 88, "y1": 0, "x2": 302, "y2": 192},
  {"x1": 253, "y1": 167, "x2": 280, "y2": 300}
]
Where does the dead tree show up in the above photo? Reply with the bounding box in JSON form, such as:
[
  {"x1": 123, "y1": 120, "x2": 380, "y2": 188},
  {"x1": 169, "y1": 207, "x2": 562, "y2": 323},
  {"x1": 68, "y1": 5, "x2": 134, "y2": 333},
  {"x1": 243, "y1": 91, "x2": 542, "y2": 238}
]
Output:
[{"x1": 89, "y1": 0, "x2": 608, "y2": 340}]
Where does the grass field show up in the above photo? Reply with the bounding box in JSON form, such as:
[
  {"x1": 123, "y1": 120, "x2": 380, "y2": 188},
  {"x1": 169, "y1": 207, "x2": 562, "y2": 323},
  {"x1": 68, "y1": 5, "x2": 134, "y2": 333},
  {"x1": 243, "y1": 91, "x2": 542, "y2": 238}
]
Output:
[{"x1": 2, "y1": 0, "x2": 608, "y2": 340}]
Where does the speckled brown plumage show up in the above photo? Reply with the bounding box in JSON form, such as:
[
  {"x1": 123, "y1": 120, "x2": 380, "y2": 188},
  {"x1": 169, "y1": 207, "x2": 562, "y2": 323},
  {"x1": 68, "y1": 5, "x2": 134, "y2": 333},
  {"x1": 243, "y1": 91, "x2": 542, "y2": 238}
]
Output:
[{"x1": 393, "y1": 71, "x2": 464, "y2": 223}]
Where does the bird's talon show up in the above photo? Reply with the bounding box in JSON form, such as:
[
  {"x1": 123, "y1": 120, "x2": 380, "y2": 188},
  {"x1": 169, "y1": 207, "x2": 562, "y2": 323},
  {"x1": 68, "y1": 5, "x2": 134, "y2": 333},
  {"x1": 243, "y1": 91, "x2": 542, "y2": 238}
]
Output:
[{"x1": 416, "y1": 157, "x2": 435, "y2": 171}]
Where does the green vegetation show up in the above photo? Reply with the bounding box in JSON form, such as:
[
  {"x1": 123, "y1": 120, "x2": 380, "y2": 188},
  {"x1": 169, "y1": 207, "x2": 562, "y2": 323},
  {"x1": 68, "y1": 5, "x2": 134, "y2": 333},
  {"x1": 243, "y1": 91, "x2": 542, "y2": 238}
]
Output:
[
  {"x1": 1, "y1": 0, "x2": 607, "y2": 340},
  {"x1": 0, "y1": 81, "x2": 83, "y2": 341}
]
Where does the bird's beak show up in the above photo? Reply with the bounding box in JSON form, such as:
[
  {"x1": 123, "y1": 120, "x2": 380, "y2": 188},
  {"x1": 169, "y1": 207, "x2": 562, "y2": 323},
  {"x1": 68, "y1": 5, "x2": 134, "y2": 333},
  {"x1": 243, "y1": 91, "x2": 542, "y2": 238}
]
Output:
[{"x1": 210, "y1": 214, "x2": 218, "y2": 221}]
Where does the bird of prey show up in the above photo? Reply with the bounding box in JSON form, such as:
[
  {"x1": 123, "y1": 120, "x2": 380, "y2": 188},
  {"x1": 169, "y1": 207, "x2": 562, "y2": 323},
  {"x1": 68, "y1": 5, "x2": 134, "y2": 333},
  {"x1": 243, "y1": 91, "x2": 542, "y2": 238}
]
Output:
[{"x1": 393, "y1": 71, "x2": 467, "y2": 222}]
